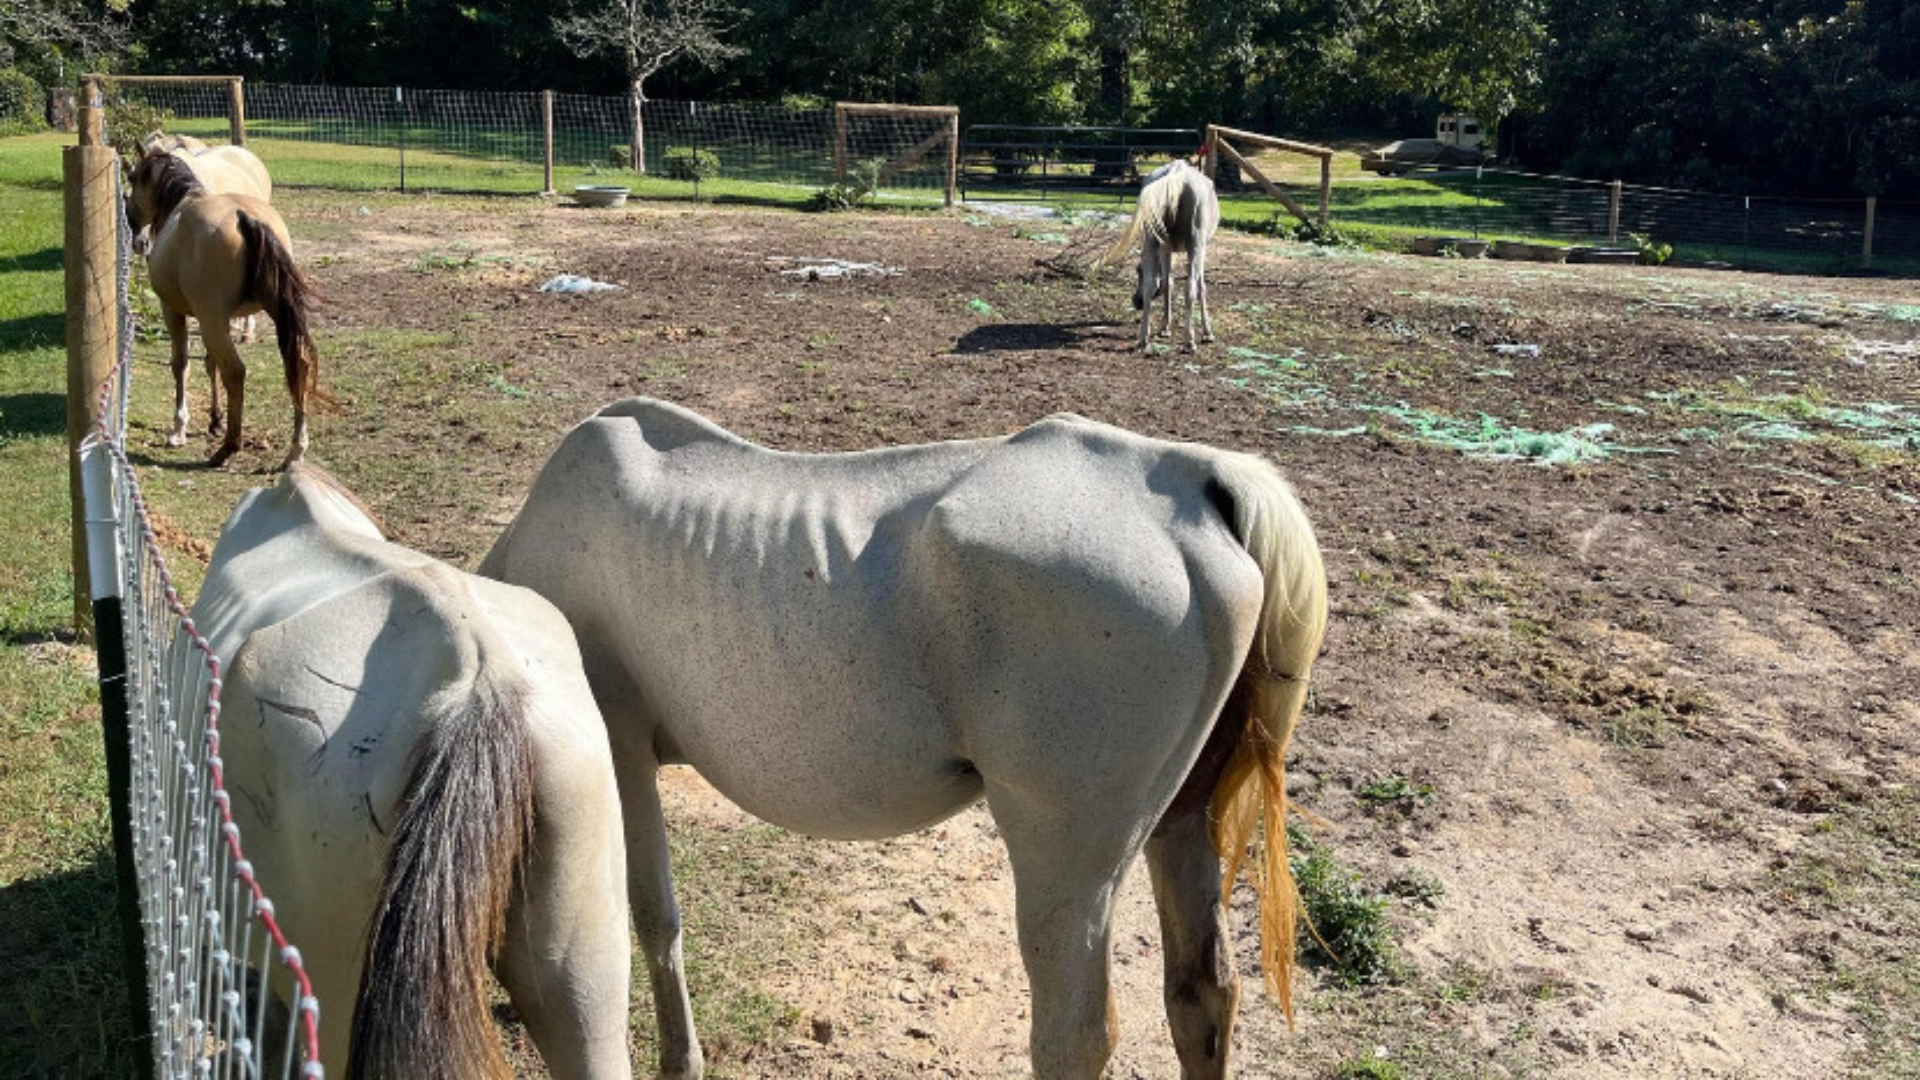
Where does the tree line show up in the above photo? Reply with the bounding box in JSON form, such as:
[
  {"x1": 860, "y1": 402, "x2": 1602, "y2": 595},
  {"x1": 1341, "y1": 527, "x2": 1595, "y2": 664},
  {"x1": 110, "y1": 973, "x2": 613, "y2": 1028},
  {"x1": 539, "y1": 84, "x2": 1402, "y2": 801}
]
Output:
[{"x1": 4, "y1": 0, "x2": 1915, "y2": 196}]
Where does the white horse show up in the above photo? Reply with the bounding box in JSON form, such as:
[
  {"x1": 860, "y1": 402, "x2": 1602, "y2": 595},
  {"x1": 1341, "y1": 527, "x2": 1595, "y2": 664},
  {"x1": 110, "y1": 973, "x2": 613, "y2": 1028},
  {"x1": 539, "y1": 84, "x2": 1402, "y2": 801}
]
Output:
[
  {"x1": 185, "y1": 464, "x2": 632, "y2": 1078},
  {"x1": 1102, "y1": 158, "x2": 1221, "y2": 350},
  {"x1": 482, "y1": 397, "x2": 1328, "y2": 1079}
]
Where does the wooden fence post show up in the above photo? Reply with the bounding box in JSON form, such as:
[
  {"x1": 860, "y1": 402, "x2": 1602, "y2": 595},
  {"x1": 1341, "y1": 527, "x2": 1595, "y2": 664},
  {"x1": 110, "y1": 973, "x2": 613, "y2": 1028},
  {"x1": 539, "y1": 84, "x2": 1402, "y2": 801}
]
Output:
[
  {"x1": 65, "y1": 111, "x2": 119, "y2": 634},
  {"x1": 1863, "y1": 196, "x2": 1876, "y2": 270},
  {"x1": 1318, "y1": 154, "x2": 1331, "y2": 229},
  {"x1": 1609, "y1": 180, "x2": 1623, "y2": 245},
  {"x1": 833, "y1": 104, "x2": 848, "y2": 185},
  {"x1": 945, "y1": 111, "x2": 959, "y2": 208},
  {"x1": 542, "y1": 90, "x2": 556, "y2": 196},
  {"x1": 228, "y1": 77, "x2": 246, "y2": 145},
  {"x1": 78, "y1": 78, "x2": 103, "y2": 146}
]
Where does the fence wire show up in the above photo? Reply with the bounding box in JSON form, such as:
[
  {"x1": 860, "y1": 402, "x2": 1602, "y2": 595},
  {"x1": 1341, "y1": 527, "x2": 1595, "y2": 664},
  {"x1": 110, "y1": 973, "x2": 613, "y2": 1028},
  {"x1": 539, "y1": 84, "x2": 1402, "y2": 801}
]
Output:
[
  {"x1": 107, "y1": 80, "x2": 957, "y2": 198},
  {"x1": 78, "y1": 153, "x2": 325, "y2": 1079},
  {"x1": 91, "y1": 79, "x2": 1910, "y2": 273}
]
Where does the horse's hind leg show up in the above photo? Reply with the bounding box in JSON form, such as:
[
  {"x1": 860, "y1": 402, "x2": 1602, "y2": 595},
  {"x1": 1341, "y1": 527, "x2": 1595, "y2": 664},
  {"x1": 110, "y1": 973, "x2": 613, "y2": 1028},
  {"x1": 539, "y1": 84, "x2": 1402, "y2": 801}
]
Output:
[
  {"x1": 1157, "y1": 248, "x2": 1175, "y2": 339},
  {"x1": 203, "y1": 323, "x2": 246, "y2": 466},
  {"x1": 1145, "y1": 685, "x2": 1242, "y2": 1077},
  {"x1": 164, "y1": 307, "x2": 191, "y2": 447},
  {"x1": 990, "y1": 789, "x2": 1130, "y2": 1079},
  {"x1": 1146, "y1": 804, "x2": 1239, "y2": 1078},
  {"x1": 495, "y1": 739, "x2": 633, "y2": 1079},
  {"x1": 617, "y1": 746, "x2": 705, "y2": 1079},
  {"x1": 1184, "y1": 246, "x2": 1215, "y2": 349}
]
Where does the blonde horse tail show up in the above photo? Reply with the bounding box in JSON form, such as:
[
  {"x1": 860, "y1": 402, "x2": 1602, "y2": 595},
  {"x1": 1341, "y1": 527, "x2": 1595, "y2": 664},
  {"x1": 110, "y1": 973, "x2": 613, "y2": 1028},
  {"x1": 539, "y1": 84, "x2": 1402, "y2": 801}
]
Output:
[
  {"x1": 236, "y1": 213, "x2": 325, "y2": 409},
  {"x1": 346, "y1": 659, "x2": 535, "y2": 1079},
  {"x1": 1205, "y1": 450, "x2": 1328, "y2": 1024},
  {"x1": 1093, "y1": 167, "x2": 1183, "y2": 270}
]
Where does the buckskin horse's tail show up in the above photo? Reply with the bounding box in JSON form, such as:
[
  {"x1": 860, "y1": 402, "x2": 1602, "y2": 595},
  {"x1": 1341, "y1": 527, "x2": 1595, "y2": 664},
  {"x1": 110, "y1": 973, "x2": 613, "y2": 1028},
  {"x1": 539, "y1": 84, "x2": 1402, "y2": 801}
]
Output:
[
  {"x1": 236, "y1": 212, "x2": 323, "y2": 409},
  {"x1": 1205, "y1": 449, "x2": 1328, "y2": 1024},
  {"x1": 347, "y1": 630, "x2": 535, "y2": 1080}
]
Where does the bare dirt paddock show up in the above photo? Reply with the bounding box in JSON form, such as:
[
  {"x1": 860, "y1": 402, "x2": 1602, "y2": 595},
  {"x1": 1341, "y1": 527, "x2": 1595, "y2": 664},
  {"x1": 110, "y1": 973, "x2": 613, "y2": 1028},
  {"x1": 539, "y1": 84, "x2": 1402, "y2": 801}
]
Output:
[{"x1": 142, "y1": 191, "x2": 1919, "y2": 1078}]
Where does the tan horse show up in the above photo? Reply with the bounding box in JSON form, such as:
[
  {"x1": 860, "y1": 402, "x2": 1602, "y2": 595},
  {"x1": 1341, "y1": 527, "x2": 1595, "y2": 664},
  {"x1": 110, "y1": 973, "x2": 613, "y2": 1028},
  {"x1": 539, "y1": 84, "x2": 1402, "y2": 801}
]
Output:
[
  {"x1": 128, "y1": 147, "x2": 321, "y2": 467},
  {"x1": 188, "y1": 464, "x2": 632, "y2": 1077},
  {"x1": 135, "y1": 132, "x2": 276, "y2": 344},
  {"x1": 485, "y1": 398, "x2": 1329, "y2": 1079}
]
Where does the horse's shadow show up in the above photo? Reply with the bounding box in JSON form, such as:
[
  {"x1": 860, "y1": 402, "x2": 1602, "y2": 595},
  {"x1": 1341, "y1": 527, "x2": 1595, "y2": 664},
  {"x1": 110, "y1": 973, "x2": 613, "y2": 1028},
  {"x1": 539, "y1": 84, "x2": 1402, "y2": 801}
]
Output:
[
  {"x1": 0, "y1": 850, "x2": 295, "y2": 1074},
  {"x1": 954, "y1": 321, "x2": 1114, "y2": 354},
  {"x1": 0, "y1": 852, "x2": 146, "y2": 1074}
]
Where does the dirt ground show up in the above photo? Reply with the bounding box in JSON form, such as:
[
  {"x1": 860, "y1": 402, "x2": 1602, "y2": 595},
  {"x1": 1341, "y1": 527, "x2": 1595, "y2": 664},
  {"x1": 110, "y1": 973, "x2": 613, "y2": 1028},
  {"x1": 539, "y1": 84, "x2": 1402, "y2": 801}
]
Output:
[{"x1": 148, "y1": 191, "x2": 1920, "y2": 1078}]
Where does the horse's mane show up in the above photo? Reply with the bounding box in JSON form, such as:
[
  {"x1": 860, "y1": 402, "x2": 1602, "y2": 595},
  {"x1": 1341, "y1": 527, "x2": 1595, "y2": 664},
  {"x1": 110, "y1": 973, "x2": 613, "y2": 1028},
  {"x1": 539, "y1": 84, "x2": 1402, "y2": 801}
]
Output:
[
  {"x1": 131, "y1": 150, "x2": 206, "y2": 220},
  {"x1": 287, "y1": 461, "x2": 387, "y2": 535}
]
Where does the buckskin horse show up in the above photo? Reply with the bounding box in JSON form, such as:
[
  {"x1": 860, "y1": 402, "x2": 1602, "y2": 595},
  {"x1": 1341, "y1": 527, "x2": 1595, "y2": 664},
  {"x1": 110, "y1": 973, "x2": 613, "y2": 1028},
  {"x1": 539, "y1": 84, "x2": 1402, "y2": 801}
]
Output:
[{"x1": 127, "y1": 146, "x2": 321, "y2": 467}]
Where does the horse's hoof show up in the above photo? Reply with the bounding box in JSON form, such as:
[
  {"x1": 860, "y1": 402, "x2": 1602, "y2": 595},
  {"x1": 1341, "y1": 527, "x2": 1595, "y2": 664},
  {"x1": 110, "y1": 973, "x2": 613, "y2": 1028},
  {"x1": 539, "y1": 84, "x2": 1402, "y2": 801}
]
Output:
[
  {"x1": 166, "y1": 432, "x2": 188, "y2": 448},
  {"x1": 208, "y1": 447, "x2": 238, "y2": 468}
]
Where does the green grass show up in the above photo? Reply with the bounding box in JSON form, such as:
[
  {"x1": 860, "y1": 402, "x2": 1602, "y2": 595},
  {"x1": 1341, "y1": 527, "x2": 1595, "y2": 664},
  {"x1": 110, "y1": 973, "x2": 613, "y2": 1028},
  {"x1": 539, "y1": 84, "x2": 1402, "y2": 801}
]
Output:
[{"x1": 0, "y1": 130, "x2": 150, "y2": 1074}]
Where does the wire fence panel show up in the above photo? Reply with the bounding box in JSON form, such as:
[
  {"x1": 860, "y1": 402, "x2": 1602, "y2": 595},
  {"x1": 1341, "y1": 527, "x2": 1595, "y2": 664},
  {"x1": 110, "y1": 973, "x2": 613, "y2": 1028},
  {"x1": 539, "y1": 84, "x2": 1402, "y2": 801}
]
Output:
[
  {"x1": 96, "y1": 79, "x2": 1912, "y2": 273},
  {"x1": 78, "y1": 162, "x2": 325, "y2": 1079}
]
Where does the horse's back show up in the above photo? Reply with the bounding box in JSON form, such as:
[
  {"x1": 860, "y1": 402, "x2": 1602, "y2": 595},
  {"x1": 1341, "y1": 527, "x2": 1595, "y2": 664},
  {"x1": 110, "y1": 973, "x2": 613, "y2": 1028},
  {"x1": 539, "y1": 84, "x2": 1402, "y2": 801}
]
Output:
[
  {"x1": 491, "y1": 401, "x2": 1268, "y2": 837},
  {"x1": 175, "y1": 143, "x2": 272, "y2": 202}
]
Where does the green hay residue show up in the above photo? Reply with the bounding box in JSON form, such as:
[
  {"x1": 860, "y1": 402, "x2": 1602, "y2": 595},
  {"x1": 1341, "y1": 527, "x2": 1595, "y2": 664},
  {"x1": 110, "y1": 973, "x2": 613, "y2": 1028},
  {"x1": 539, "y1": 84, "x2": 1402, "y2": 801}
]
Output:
[
  {"x1": 1651, "y1": 388, "x2": 1919, "y2": 451},
  {"x1": 1359, "y1": 406, "x2": 1665, "y2": 466}
]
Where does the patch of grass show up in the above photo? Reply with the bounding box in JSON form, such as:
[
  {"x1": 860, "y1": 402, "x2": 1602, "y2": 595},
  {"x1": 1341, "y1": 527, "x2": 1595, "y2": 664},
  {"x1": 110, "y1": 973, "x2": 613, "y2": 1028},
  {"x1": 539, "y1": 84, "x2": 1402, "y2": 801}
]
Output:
[
  {"x1": 1333, "y1": 1056, "x2": 1407, "y2": 1079},
  {"x1": 1357, "y1": 774, "x2": 1436, "y2": 809},
  {"x1": 1768, "y1": 785, "x2": 1920, "y2": 1073},
  {"x1": 0, "y1": 130, "x2": 153, "y2": 1077},
  {"x1": 1290, "y1": 827, "x2": 1400, "y2": 986},
  {"x1": 665, "y1": 820, "x2": 814, "y2": 1070}
]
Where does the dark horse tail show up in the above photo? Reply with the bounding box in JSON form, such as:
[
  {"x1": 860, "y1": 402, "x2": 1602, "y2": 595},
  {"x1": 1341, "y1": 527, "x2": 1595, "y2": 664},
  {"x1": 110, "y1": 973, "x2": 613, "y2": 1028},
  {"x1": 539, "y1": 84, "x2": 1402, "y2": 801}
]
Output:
[
  {"x1": 347, "y1": 628, "x2": 536, "y2": 1080},
  {"x1": 235, "y1": 212, "x2": 324, "y2": 407}
]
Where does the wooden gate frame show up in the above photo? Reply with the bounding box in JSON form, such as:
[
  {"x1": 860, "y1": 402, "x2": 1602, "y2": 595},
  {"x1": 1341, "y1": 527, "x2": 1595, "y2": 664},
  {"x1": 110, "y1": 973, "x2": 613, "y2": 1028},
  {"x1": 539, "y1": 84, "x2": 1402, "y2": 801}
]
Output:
[
  {"x1": 1205, "y1": 124, "x2": 1334, "y2": 229},
  {"x1": 834, "y1": 102, "x2": 960, "y2": 208},
  {"x1": 83, "y1": 73, "x2": 248, "y2": 145}
]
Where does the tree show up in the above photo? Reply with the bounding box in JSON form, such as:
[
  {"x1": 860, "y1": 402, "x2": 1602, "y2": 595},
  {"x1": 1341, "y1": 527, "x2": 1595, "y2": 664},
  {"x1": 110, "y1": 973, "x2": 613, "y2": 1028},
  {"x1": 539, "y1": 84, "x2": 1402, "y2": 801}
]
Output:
[
  {"x1": 553, "y1": 0, "x2": 742, "y2": 173},
  {"x1": 1, "y1": 0, "x2": 130, "y2": 79}
]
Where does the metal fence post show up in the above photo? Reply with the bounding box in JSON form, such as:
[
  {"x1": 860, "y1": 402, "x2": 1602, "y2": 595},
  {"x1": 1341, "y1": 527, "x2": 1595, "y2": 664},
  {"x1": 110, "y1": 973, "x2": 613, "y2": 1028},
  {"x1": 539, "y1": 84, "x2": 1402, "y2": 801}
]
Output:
[
  {"x1": 1609, "y1": 180, "x2": 1622, "y2": 244},
  {"x1": 396, "y1": 86, "x2": 407, "y2": 192},
  {"x1": 80, "y1": 437, "x2": 153, "y2": 1077}
]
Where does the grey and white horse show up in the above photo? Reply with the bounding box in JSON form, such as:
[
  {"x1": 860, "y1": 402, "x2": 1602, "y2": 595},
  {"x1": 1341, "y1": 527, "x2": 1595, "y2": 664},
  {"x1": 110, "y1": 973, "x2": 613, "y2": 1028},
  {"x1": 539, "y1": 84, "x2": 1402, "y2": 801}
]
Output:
[
  {"x1": 186, "y1": 464, "x2": 632, "y2": 1078},
  {"x1": 483, "y1": 397, "x2": 1328, "y2": 1079},
  {"x1": 1103, "y1": 158, "x2": 1221, "y2": 350}
]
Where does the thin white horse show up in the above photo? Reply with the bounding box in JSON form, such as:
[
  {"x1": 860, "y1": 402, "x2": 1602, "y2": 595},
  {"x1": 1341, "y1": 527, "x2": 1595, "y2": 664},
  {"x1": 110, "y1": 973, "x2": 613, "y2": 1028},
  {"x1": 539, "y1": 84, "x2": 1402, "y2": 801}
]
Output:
[
  {"x1": 1101, "y1": 158, "x2": 1221, "y2": 350},
  {"x1": 482, "y1": 397, "x2": 1328, "y2": 1079},
  {"x1": 186, "y1": 464, "x2": 632, "y2": 1077}
]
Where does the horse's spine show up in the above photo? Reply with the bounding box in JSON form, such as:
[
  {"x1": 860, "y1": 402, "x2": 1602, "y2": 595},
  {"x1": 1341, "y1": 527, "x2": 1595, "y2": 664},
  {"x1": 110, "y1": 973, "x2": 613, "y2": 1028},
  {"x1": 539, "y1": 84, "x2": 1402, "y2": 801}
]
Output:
[
  {"x1": 1204, "y1": 451, "x2": 1328, "y2": 1025},
  {"x1": 346, "y1": 614, "x2": 534, "y2": 1080},
  {"x1": 236, "y1": 213, "x2": 323, "y2": 406}
]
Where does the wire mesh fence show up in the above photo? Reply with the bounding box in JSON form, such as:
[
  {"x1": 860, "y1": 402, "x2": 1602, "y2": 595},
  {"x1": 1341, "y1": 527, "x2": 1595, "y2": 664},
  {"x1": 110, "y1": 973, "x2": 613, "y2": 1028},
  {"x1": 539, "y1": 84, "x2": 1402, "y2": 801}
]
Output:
[
  {"x1": 1309, "y1": 164, "x2": 1911, "y2": 275},
  {"x1": 77, "y1": 162, "x2": 325, "y2": 1079},
  {"x1": 87, "y1": 77, "x2": 1912, "y2": 274},
  {"x1": 101, "y1": 78, "x2": 959, "y2": 200}
]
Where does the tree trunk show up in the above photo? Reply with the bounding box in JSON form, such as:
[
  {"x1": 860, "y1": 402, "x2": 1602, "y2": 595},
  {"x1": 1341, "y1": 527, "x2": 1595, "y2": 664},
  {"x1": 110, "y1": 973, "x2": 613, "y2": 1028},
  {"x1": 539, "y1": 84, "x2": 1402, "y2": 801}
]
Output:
[{"x1": 630, "y1": 78, "x2": 647, "y2": 175}]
